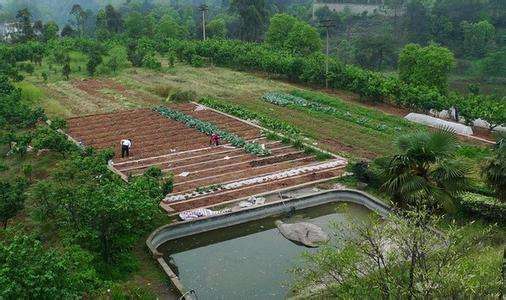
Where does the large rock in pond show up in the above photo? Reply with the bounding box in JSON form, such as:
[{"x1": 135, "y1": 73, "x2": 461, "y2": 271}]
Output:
[{"x1": 275, "y1": 220, "x2": 329, "y2": 247}]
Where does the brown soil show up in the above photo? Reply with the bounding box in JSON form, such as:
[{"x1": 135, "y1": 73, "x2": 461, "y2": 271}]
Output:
[
  {"x1": 72, "y1": 78, "x2": 160, "y2": 103},
  {"x1": 67, "y1": 103, "x2": 347, "y2": 212}
]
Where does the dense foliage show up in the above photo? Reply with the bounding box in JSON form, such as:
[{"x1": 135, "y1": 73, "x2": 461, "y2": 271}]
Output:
[
  {"x1": 0, "y1": 234, "x2": 100, "y2": 299},
  {"x1": 293, "y1": 208, "x2": 502, "y2": 298},
  {"x1": 0, "y1": 178, "x2": 27, "y2": 229},
  {"x1": 31, "y1": 151, "x2": 167, "y2": 266},
  {"x1": 398, "y1": 43, "x2": 455, "y2": 94},
  {"x1": 166, "y1": 38, "x2": 505, "y2": 129},
  {"x1": 376, "y1": 129, "x2": 470, "y2": 210},
  {"x1": 482, "y1": 135, "x2": 506, "y2": 201},
  {"x1": 459, "y1": 193, "x2": 506, "y2": 222}
]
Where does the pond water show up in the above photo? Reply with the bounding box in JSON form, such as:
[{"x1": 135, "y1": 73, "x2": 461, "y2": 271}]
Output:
[{"x1": 159, "y1": 201, "x2": 374, "y2": 300}]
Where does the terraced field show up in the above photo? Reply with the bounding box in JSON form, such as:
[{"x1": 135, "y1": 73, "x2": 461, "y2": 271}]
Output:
[{"x1": 66, "y1": 103, "x2": 347, "y2": 213}]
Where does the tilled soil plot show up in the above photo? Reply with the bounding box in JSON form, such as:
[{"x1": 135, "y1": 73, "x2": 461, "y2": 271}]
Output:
[{"x1": 67, "y1": 103, "x2": 347, "y2": 213}]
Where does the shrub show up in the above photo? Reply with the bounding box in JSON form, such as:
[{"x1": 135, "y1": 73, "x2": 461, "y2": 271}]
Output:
[
  {"x1": 143, "y1": 54, "x2": 162, "y2": 71},
  {"x1": 459, "y1": 193, "x2": 506, "y2": 222},
  {"x1": 144, "y1": 166, "x2": 163, "y2": 178},
  {"x1": 350, "y1": 160, "x2": 373, "y2": 183},
  {"x1": 190, "y1": 55, "x2": 204, "y2": 67},
  {"x1": 169, "y1": 89, "x2": 196, "y2": 103}
]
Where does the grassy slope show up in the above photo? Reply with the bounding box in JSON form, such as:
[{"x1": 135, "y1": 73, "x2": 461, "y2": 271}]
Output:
[{"x1": 15, "y1": 59, "x2": 502, "y2": 296}]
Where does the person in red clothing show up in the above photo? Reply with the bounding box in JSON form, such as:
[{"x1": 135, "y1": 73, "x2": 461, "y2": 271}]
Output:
[{"x1": 210, "y1": 133, "x2": 221, "y2": 146}]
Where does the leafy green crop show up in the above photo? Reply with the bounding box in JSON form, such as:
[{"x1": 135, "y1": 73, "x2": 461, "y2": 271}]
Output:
[
  {"x1": 262, "y1": 91, "x2": 421, "y2": 134},
  {"x1": 154, "y1": 106, "x2": 270, "y2": 156}
]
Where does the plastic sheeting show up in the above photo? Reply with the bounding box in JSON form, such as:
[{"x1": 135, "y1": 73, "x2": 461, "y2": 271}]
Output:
[{"x1": 405, "y1": 113, "x2": 473, "y2": 135}]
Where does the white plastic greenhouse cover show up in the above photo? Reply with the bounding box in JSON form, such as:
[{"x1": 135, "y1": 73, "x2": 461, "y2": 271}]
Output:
[{"x1": 405, "y1": 113, "x2": 474, "y2": 135}]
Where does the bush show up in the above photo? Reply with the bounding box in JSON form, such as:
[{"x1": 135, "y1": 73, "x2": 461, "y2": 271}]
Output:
[
  {"x1": 459, "y1": 193, "x2": 506, "y2": 222},
  {"x1": 350, "y1": 160, "x2": 373, "y2": 183},
  {"x1": 169, "y1": 89, "x2": 196, "y2": 103},
  {"x1": 190, "y1": 55, "x2": 205, "y2": 67},
  {"x1": 144, "y1": 166, "x2": 162, "y2": 178},
  {"x1": 143, "y1": 54, "x2": 162, "y2": 71}
]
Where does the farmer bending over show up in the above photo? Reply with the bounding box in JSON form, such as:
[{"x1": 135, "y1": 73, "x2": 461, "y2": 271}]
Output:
[
  {"x1": 121, "y1": 139, "x2": 132, "y2": 158},
  {"x1": 210, "y1": 133, "x2": 221, "y2": 146}
]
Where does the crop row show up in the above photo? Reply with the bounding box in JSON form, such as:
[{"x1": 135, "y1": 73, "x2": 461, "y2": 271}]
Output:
[
  {"x1": 198, "y1": 97, "x2": 301, "y2": 135},
  {"x1": 262, "y1": 92, "x2": 413, "y2": 134},
  {"x1": 155, "y1": 106, "x2": 271, "y2": 157},
  {"x1": 164, "y1": 158, "x2": 345, "y2": 202}
]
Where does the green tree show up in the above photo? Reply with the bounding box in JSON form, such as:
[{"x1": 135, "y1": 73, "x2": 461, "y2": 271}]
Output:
[
  {"x1": 481, "y1": 49, "x2": 506, "y2": 78},
  {"x1": 42, "y1": 21, "x2": 59, "y2": 42},
  {"x1": 0, "y1": 234, "x2": 100, "y2": 298},
  {"x1": 266, "y1": 14, "x2": 321, "y2": 56},
  {"x1": 405, "y1": 0, "x2": 431, "y2": 44},
  {"x1": 155, "y1": 14, "x2": 184, "y2": 41},
  {"x1": 336, "y1": 39, "x2": 356, "y2": 64},
  {"x1": 70, "y1": 4, "x2": 87, "y2": 37},
  {"x1": 462, "y1": 20, "x2": 495, "y2": 58},
  {"x1": 31, "y1": 125, "x2": 75, "y2": 157},
  {"x1": 87, "y1": 51, "x2": 103, "y2": 76},
  {"x1": 32, "y1": 152, "x2": 167, "y2": 264},
  {"x1": 61, "y1": 53, "x2": 71, "y2": 80},
  {"x1": 207, "y1": 17, "x2": 227, "y2": 39},
  {"x1": 15, "y1": 8, "x2": 35, "y2": 42},
  {"x1": 125, "y1": 12, "x2": 154, "y2": 39},
  {"x1": 286, "y1": 22, "x2": 321, "y2": 56},
  {"x1": 126, "y1": 41, "x2": 146, "y2": 67},
  {"x1": 377, "y1": 129, "x2": 469, "y2": 210},
  {"x1": 482, "y1": 134, "x2": 506, "y2": 202},
  {"x1": 0, "y1": 76, "x2": 45, "y2": 129},
  {"x1": 293, "y1": 208, "x2": 500, "y2": 298},
  {"x1": 230, "y1": 0, "x2": 269, "y2": 41},
  {"x1": 266, "y1": 13, "x2": 297, "y2": 50},
  {"x1": 354, "y1": 35, "x2": 396, "y2": 70},
  {"x1": 398, "y1": 43, "x2": 455, "y2": 94},
  {"x1": 0, "y1": 178, "x2": 27, "y2": 229}
]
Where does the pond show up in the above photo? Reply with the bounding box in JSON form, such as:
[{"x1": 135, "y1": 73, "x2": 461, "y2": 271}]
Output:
[{"x1": 158, "y1": 201, "x2": 375, "y2": 299}]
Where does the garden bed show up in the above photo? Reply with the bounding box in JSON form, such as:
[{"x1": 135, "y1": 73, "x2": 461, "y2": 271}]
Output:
[{"x1": 66, "y1": 103, "x2": 347, "y2": 212}]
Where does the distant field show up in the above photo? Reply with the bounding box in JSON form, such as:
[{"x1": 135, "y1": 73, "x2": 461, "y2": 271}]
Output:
[{"x1": 22, "y1": 61, "x2": 491, "y2": 165}]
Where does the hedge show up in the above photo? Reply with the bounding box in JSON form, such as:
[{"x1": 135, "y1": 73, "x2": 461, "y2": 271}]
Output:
[
  {"x1": 459, "y1": 193, "x2": 506, "y2": 222},
  {"x1": 160, "y1": 38, "x2": 504, "y2": 130}
]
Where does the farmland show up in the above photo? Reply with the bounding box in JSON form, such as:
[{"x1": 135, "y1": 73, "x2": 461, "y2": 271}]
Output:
[{"x1": 66, "y1": 102, "x2": 347, "y2": 213}]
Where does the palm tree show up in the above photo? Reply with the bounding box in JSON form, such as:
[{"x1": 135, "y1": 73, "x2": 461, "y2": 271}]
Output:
[
  {"x1": 378, "y1": 129, "x2": 469, "y2": 210},
  {"x1": 482, "y1": 133, "x2": 505, "y2": 202}
]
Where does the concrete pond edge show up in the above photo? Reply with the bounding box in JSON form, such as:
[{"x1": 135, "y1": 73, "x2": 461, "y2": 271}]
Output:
[{"x1": 146, "y1": 188, "x2": 391, "y2": 299}]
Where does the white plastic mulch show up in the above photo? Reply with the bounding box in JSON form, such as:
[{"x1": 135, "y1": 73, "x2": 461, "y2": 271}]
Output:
[
  {"x1": 179, "y1": 208, "x2": 231, "y2": 221},
  {"x1": 405, "y1": 113, "x2": 473, "y2": 135},
  {"x1": 164, "y1": 159, "x2": 346, "y2": 203}
]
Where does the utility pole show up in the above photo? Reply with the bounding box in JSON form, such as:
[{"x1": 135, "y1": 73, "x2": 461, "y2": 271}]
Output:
[
  {"x1": 319, "y1": 19, "x2": 335, "y2": 89},
  {"x1": 199, "y1": 4, "x2": 208, "y2": 41}
]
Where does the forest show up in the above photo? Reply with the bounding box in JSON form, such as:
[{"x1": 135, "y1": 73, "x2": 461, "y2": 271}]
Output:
[{"x1": 0, "y1": 0, "x2": 504, "y2": 298}]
